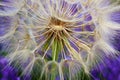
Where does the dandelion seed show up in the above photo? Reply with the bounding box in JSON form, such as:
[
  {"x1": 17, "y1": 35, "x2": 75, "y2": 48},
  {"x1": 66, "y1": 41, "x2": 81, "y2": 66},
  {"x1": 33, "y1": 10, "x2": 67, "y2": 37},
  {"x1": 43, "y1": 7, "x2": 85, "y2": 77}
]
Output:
[{"x1": 0, "y1": 0, "x2": 120, "y2": 80}]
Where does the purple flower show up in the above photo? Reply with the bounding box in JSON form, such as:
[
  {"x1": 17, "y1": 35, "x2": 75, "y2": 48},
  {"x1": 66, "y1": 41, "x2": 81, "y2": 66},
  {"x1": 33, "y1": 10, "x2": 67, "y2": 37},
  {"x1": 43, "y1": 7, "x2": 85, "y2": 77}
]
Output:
[
  {"x1": 110, "y1": 11, "x2": 120, "y2": 24},
  {"x1": 0, "y1": 57, "x2": 20, "y2": 80},
  {"x1": 91, "y1": 56, "x2": 120, "y2": 80}
]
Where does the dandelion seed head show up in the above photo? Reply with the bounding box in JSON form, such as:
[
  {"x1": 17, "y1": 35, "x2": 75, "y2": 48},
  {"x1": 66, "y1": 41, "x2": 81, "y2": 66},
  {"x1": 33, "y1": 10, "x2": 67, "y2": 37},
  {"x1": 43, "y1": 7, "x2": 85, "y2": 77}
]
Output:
[{"x1": 0, "y1": 0, "x2": 120, "y2": 79}]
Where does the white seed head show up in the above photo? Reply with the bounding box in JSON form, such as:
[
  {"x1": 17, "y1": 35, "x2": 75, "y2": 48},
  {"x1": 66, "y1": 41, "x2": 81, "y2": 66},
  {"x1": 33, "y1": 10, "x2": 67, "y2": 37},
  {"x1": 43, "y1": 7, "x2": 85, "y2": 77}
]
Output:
[{"x1": 0, "y1": 0, "x2": 120, "y2": 79}]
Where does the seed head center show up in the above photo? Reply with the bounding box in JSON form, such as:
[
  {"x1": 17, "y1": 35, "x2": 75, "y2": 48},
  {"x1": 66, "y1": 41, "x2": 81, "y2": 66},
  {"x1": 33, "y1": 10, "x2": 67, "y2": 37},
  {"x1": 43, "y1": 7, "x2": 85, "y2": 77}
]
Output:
[
  {"x1": 52, "y1": 25, "x2": 63, "y2": 30},
  {"x1": 49, "y1": 17, "x2": 67, "y2": 31}
]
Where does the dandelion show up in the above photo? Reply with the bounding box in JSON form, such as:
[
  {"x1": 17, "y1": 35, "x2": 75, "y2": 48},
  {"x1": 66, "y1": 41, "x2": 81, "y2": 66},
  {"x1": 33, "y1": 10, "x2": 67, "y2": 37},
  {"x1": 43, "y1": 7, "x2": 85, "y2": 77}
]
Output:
[{"x1": 0, "y1": 0, "x2": 120, "y2": 80}]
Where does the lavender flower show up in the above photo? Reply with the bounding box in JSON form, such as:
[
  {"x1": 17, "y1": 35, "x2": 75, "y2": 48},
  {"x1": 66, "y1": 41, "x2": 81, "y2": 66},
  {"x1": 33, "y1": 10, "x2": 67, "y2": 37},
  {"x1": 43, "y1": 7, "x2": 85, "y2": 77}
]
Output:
[
  {"x1": 91, "y1": 56, "x2": 120, "y2": 80},
  {"x1": 0, "y1": 57, "x2": 20, "y2": 80},
  {"x1": 0, "y1": 0, "x2": 120, "y2": 80}
]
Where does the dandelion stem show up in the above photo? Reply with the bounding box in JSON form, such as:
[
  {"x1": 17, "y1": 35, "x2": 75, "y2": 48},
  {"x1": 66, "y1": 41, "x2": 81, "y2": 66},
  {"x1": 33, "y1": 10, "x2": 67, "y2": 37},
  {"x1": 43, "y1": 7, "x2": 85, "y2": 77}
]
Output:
[
  {"x1": 51, "y1": 39, "x2": 58, "y2": 80},
  {"x1": 52, "y1": 39, "x2": 60, "y2": 61}
]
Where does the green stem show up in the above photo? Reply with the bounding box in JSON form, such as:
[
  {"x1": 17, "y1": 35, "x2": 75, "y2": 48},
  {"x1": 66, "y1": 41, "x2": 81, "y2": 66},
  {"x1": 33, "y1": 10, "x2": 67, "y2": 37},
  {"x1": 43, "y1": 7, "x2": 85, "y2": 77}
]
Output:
[
  {"x1": 51, "y1": 72, "x2": 56, "y2": 80},
  {"x1": 52, "y1": 39, "x2": 61, "y2": 61},
  {"x1": 51, "y1": 39, "x2": 62, "y2": 80},
  {"x1": 53, "y1": 39, "x2": 57, "y2": 61}
]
